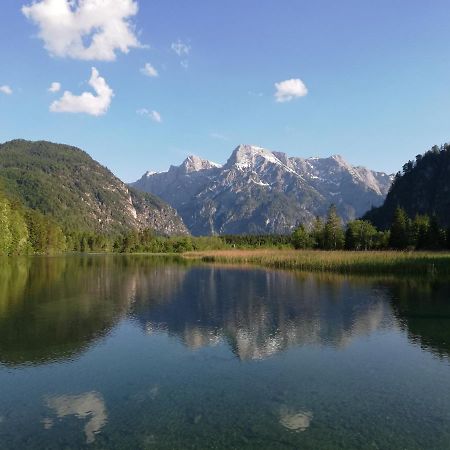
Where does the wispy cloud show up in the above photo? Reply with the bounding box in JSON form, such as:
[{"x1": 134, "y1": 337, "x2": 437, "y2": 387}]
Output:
[
  {"x1": 140, "y1": 63, "x2": 158, "y2": 77},
  {"x1": 274, "y1": 78, "x2": 308, "y2": 103},
  {"x1": 171, "y1": 40, "x2": 191, "y2": 56},
  {"x1": 48, "y1": 82, "x2": 61, "y2": 93},
  {"x1": 0, "y1": 85, "x2": 13, "y2": 95},
  {"x1": 248, "y1": 91, "x2": 264, "y2": 97},
  {"x1": 50, "y1": 68, "x2": 113, "y2": 116},
  {"x1": 22, "y1": 0, "x2": 141, "y2": 61},
  {"x1": 137, "y1": 108, "x2": 162, "y2": 123}
]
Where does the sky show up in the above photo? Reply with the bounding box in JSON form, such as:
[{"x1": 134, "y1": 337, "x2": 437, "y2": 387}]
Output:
[{"x1": 1, "y1": 0, "x2": 450, "y2": 182}]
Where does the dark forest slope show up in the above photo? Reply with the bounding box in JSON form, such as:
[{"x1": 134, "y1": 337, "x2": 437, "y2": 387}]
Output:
[{"x1": 364, "y1": 144, "x2": 450, "y2": 229}]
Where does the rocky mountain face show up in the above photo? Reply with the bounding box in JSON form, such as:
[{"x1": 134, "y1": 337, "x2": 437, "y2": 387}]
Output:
[
  {"x1": 132, "y1": 144, "x2": 393, "y2": 235},
  {"x1": 0, "y1": 140, "x2": 188, "y2": 235}
]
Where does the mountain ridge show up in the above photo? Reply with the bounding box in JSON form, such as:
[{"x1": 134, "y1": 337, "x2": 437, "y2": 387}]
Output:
[{"x1": 132, "y1": 144, "x2": 393, "y2": 235}]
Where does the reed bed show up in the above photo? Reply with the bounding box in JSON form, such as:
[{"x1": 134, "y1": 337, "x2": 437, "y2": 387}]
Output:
[{"x1": 183, "y1": 249, "x2": 450, "y2": 276}]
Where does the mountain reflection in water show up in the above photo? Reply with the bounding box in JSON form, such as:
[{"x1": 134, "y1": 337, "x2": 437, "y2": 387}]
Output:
[
  {"x1": 131, "y1": 268, "x2": 395, "y2": 360},
  {"x1": 0, "y1": 255, "x2": 449, "y2": 366}
]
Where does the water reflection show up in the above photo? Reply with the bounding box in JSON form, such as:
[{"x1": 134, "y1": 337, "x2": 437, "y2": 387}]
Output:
[
  {"x1": 387, "y1": 279, "x2": 450, "y2": 359},
  {"x1": 0, "y1": 255, "x2": 186, "y2": 366},
  {"x1": 0, "y1": 256, "x2": 449, "y2": 366},
  {"x1": 45, "y1": 391, "x2": 108, "y2": 444},
  {"x1": 132, "y1": 268, "x2": 395, "y2": 359}
]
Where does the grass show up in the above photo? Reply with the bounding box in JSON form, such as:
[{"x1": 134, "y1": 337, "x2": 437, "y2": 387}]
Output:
[{"x1": 183, "y1": 249, "x2": 450, "y2": 277}]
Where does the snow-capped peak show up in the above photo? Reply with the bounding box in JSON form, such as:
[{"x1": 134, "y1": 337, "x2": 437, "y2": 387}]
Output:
[
  {"x1": 180, "y1": 155, "x2": 221, "y2": 173},
  {"x1": 226, "y1": 144, "x2": 301, "y2": 177},
  {"x1": 226, "y1": 144, "x2": 283, "y2": 169}
]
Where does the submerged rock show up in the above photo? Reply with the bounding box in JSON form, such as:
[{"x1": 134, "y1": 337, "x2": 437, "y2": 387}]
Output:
[{"x1": 279, "y1": 407, "x2": 313, "y2": 432}]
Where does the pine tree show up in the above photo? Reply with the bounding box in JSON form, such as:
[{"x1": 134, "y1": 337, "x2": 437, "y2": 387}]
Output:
[
  {"x1": 389, "y1": 207, "x2": 409, "y2": 249},
  {"x1": 411, "y1": 215, "x2": 430, "y2": 249},
  {"x1": 426, "y1": 216, "x2": 445, "y2": 250},
  {"x1": 311, "y1": 216, "x2": 325, "y2": 249},
  {"x1": 323, "y1": 205, "x2": 345, "y2": 250}
]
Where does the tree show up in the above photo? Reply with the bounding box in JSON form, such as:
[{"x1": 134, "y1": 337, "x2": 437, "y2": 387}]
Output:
[
  {"x1": 0, "y1": 198, "x2": 12, "y2": 255},
  {"x1": 46, "y1": 222, "x2": 66, "y2": 253},
  {"x1": 411, "y1": 215, "x2": 430, "y2": 249},
  {"x1": 345, "y1": 220, "x2": 377, "y2": 250},
  {"x1": 8, "y1": 208, "x2": 29, "y2": 255},
  {"x1": 374, "y1": 230, "x2": 390, "y2": 249},
  {"x1": 311, "y1": 217, "x2": 325, "y2": 249},
  {"x1": 389, "y1": 207, "x2": 409, "y2": 249},
  {"x1": 292, "y1": 225, "x2": 313, "y2": 249},
  {"x1": 25, "y1": 210, "x2": 47, "y2": 253},
  {"x1": 323, "y1": 205, "x2": 345, "y2": 250},
  {"x1": 426, "y1": 215, "x2": 445, "y2": 250}
]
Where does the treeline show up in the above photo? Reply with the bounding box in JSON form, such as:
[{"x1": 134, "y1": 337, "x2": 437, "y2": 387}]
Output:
[
  {"x1": 2, "y1": 195, "x2": 450, "y2": 256},
  {"x1": 0, "y1": 195, "x2": 295, "y2": 256},
  {"x1": 64, "y1": 231, "x2": 292, "y2": 254},
  {"x1": 66, "y1": 229, "x2": 218, "y2": 254},
  {"x1": 0, "y1": 193, "x2": 66, "y2": 256},
  {"x1": 292, "y1": 205, "x2": 450, "y2": 251}
]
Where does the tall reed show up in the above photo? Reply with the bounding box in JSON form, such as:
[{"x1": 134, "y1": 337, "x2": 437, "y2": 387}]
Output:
[{"x1": 183, "y1": 249, "x2": 450, "y2": 276}]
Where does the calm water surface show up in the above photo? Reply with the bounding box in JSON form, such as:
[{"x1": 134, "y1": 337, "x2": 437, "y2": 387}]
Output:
[{"x1": 0, "y1": 255, "x2": 450, "y2": 449}]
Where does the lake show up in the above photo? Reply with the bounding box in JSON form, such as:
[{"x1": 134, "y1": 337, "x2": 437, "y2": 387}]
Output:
[{"x1": 0, "y1": 255, "x2": 450, "y2": 449}]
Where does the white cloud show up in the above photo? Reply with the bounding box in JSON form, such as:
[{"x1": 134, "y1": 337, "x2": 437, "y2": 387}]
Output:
[
  {"x1": 171, "y1": 40, "x2": 190, "y2": 56},
  {"x1": 248, "y1": 90, "x2": 263, "y2": 97},
  {"x1": 48, "y1": 81, "x2": 61, "y2": 93},
  {"x1": 274, "y1": 78, "x2": 308, "y2": 103},
  {"x1": 137, "y1": 108, "x2": 162, "y2": 123},
  {"x1": 22, "y1": 0, "x2": 141, "y2": 61},
  {"x1": 0, "y1": 85, "x2": 13, "y2": 95},
  {"x1": 140, "y1": 63, "x2": 158, "y2": 77},
  {"x1": 180, "y1": 60, "x2": 189, "y2": 69},
  {"x1": 150, "y1": 110, "x2": 162, "y2": 123},
  {"x1": 50, "y1": 67, "x2": 113, "y2": 116}
]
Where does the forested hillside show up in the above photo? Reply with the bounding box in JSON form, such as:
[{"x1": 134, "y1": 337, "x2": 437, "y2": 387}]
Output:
[
  {"x1": 0, "y1": 188, "x2": 65, "y2": 255},
  {"x1": 364, "y1": 144, "x2": 450, "y2": 229},
  {"x1": 0, "y1": 140, "x2": 188, "y2": 235}
]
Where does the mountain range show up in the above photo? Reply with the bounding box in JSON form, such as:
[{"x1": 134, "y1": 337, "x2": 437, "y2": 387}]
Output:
[
  {"x1": 132, "y1": 144, "x2": 393, "y2": 235},
  {"x1": 0, "y1": 140, "x2": 188, "y2": 235}
]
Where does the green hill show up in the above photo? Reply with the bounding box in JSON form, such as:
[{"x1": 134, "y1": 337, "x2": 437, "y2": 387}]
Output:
[{"x1": 0, "y1": 140, "x2": 188, "y2": 235}]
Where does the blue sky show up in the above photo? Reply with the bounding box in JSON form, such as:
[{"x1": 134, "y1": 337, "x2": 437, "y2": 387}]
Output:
[{"x1": 1, "y1": 0, "x2": 450, "y2": 182}]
